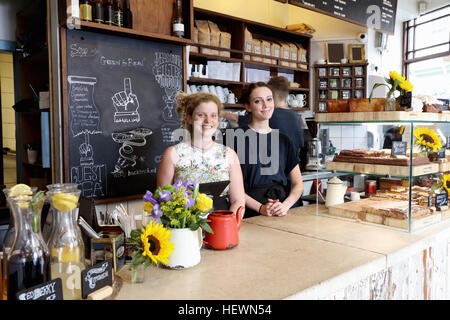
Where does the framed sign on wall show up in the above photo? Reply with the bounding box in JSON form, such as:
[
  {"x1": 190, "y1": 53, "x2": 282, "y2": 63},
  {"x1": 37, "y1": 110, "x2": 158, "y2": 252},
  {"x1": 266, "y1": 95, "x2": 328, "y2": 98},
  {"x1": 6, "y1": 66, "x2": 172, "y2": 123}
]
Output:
[
  {"x1": 325, "y1": 43, "x2": 344, "y2": 64},
  {"x1": 348, "y1": 44, "x2": 366, "y2": 63}
]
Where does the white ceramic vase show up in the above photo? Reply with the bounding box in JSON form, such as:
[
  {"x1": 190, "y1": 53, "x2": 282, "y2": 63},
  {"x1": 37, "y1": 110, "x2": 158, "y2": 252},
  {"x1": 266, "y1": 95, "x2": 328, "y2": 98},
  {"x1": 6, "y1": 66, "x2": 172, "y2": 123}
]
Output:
[{"x1": 163, "y1": 227, "x2": 203, "y2": 269}]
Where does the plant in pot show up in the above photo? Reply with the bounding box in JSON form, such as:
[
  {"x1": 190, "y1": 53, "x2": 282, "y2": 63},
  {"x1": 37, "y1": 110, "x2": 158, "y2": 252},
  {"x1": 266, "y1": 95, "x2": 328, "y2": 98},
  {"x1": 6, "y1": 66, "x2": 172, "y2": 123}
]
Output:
[{"x1": 142, "y1": 179, "x2": 213, "y2": 269}]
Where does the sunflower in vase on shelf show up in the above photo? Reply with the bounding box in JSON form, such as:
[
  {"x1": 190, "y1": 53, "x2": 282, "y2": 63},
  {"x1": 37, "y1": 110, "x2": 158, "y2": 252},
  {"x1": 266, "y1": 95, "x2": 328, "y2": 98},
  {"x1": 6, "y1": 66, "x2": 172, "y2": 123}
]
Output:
[
  {"x1": 414, "y1": 127, "x2": 443, "y2": 157},
  {"x1": 369, "y1": 70, "x2": 414, "y2": 110}
]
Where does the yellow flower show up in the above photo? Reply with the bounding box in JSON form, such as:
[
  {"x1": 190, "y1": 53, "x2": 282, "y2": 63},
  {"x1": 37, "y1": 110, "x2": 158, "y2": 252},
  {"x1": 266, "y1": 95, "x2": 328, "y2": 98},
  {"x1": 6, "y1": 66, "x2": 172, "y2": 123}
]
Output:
[
  {"x1": 442, "y1": 174, "x2": 450, "y2": 194},
  {"x1": 389, "y1": 70, "x2": 404, "y2": 83},
  {"x1": 414, "y1": 127, "x2": 442, "y2": 152},
  {"x1": 142, "y1": 201, "x2": 153, "y2": 214},
  {"x1": 196, "y1": 193, "x2": 213, "y2": 212},
  {"x1": 399, "y1": 79, "x2": 414, "y2": 91},
  {"x1": 140, "y1": 221, "x2": 174, "y2": 264}
]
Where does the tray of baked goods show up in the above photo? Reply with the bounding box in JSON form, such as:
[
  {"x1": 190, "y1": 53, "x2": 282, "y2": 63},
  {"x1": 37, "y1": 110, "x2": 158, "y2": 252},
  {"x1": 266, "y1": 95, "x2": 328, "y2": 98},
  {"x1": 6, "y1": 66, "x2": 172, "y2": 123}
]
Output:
[
  {"x1": 315, "y1": 111, "x2": 450, "y2": 123},
  {"x1": 326, "y1": 185, "x2": 446, "y2": 231},
  {"x1": 326, "y1": 149, "x2": 439, "y2": 177}
]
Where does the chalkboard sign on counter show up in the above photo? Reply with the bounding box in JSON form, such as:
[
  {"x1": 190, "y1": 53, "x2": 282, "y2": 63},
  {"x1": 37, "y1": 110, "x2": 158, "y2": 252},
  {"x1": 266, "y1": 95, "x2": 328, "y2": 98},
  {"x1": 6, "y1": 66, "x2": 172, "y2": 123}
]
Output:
[
  {"x1": 16, "y1": 278, "x2": 63, "y2": 300},
  {"x1": 65, "y1": 29, "x2": 184, "y2": 200},
  {"x1": 81, "y1": 260, "x2": 113, "y2": 299},
  {"x1": 437, "y1": 147, "x2": 445, "y2": 159},
  {"x1": 391, "y1": 141, "x2": 407, "y2": 156},
  {"x1": 435, "y1": 192, "x2": 448, "y2": 208},
  {"x1": 288, "y1": 0, "x2": 397, "y2": 34}
]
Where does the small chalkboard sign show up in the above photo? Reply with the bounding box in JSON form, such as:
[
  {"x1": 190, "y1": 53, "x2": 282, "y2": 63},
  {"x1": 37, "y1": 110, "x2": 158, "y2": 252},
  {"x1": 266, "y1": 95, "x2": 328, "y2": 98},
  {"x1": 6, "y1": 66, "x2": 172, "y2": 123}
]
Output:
[
  {"x1": 16, "y1": 278, "x2": 63, "y2": 300},
  {"x1": 437, "y1": 147, "x2": 445, "y2": 159},
  {"x1": 81, "y1": 260, "x2": 113, "y2": 299},
  {"x1": 435, "y1": 192, "x2": 448, "y2": 208},
  {"x1": 391, "y1": 141, "x2": 407, "y2": 156}
]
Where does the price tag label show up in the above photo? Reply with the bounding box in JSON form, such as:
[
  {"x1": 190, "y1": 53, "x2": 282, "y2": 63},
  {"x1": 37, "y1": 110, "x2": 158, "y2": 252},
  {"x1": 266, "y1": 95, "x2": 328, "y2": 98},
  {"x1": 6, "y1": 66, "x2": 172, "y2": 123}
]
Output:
[
  {"x1": 437, "y1": 147, "x2": 445, "y2": 159},
  {"x1": 435, "y1": 192, "x2": 448, "y2": 208},
  {"x1": 428, "y1": 195, "x2": 433, "y2": 207},
  {"x1": 391, "y1": 141, "x2": 407, "y2": 156},
  {"x1": 16, "y1": 278, "x2": 63, "y2": 300},
  {"x1": 81, "y1": 260, "x2": 113, "y2": 299}
]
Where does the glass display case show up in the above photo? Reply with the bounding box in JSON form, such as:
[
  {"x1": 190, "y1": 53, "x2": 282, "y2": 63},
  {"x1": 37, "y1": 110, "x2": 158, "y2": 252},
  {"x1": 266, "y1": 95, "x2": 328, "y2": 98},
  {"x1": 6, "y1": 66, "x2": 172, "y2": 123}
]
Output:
[{"x1": 314, "y1": 111, "x2": 450, "y2": 233}]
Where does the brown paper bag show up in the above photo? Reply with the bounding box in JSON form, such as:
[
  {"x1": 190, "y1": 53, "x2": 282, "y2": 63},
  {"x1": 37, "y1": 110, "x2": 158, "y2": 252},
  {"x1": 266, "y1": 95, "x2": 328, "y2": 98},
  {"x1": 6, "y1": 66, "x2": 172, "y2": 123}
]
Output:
[
  {"x1": 219, "y1": 31, "x2": 231, "y2": 57},
  {"x1": 251, "y1": 39, "x2": 262, "y2": 62},
  {"x1": 190, "y1": 26, "x2": 199, "y2": 53},
  {"x1": 278, "y1": 41, "x2": 290, "y2": 67},
  {"x1": 271, "y1": 42, "x2": 280, "y2": 65},
  {"x1": 208, "y1": 20, "x2": 220, "y2": 56},
  {"x1": 244, "y1": 27, "x2": 253, "y2": 61},
  {"x1": 288, "y1": 43, "x2": 298, "y2": 68},
  {"x1": 196, "y1": 20, "x2": 211, "y2": 55},
  {"x1": 261, "y1": 40, "x2": 272, "y2": 64}
]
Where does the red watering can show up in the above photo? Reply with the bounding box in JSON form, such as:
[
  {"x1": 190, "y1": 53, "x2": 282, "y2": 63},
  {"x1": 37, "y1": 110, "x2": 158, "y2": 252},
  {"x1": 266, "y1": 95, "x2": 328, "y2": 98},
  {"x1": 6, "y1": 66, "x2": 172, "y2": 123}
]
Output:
[{"x1": 203, "y1": 206, "x2": 244, "y2": 250}]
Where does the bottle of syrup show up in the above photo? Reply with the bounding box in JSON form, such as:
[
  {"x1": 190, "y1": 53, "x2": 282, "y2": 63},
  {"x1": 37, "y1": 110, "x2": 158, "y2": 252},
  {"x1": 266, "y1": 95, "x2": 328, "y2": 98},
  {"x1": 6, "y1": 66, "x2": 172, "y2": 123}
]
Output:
[
  {"x1": 93, "y1": 0, "x2": 104, "y2": 24},
  {"x1": 80, "y1": 0, "x2": 93, "y2": 22},
  {"x1": 113, "y1": 0, "x2": 123, "y2": 28},
  {"x1": 104, "y1": 0, "x2": 114, "y2": 25},
  {"x1": 123, "y1": 0, "x2": 133, "y2": 29},
  {"x1": 172, "y1": 0, "x2": 184, "y2": 38}
]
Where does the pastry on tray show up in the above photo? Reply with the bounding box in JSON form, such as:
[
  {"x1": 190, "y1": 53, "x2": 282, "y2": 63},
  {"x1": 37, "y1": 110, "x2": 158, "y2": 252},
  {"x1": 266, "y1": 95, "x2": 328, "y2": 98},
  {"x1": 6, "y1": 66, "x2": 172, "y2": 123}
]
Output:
[{"x1": 332, "y1": 149, "x2": 431, "y2": 166}]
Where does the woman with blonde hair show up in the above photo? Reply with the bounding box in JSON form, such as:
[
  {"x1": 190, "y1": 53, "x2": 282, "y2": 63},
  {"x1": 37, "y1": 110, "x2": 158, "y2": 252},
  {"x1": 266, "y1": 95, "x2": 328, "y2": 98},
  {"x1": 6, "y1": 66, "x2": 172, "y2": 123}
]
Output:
[{"x1": 157, "y1": 92, "x2": 245, "y2": 214}]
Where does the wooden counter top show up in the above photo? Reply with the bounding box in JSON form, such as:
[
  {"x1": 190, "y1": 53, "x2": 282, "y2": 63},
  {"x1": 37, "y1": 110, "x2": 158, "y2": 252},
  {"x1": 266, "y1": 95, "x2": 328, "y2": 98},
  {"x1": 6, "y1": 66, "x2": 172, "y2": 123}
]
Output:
[{"x1": 114, "y1": 205, "x2": 450, "y2": 300}]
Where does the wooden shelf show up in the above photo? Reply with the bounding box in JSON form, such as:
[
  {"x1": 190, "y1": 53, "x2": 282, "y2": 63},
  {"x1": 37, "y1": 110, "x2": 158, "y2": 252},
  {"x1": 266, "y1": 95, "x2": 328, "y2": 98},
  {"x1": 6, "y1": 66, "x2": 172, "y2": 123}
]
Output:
[
  {"x1": 189, "y1": 51, "x2": 242, "y2": 63},
  {"x1": 223, "y1": 103, "x2": 244, "y2": 109},
  {"x1": 73, "y1": 20, "x2": 193, "y2": 46},
  {"x1": 188, "y1": 77, "x2": 244, "y2": 85}
]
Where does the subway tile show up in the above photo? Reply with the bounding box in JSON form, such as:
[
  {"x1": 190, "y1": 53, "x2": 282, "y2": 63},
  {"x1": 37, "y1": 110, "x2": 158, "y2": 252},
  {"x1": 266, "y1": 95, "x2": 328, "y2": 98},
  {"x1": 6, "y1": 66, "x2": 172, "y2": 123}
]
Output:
[
  {"x1": 341, "y1": 137, "x2": 354, "y2": 150},
  {"x1": 341, "y1": 125, "x2": 354, "y2": 138},
  {"x1": 354, "y1": 125, "x2": 367, "y2": 138},
  {"x1": 3, "y1": 138, "x2": 15, "y2": 151},
  {"x1": 2, "y1": 108, "x2": 15, "y2": 124},
  {"x1": 353, "y1": 137, "x2": 368, "y2": 149},
  {"x1": 0, "y1": 77, "x2": 14, "y2": 93},
  {"x1": 0, "y1": 53, "x2": 13, "y2": 63},
  {"x1": 0, "y1": 62, "x2": 13, "y2": 78},
  {"x1": 329, "y1": 137, "x2": 341, "y2": 150},
  {"x1": 2, "y1": 123, "x2": 15, "y2": 139},
  {"x1": 328, "y1": 125, "x2": 341, "y2": 138},
  {"x1": 1, "y1": 93, "x2": 15, "y2": 108}
]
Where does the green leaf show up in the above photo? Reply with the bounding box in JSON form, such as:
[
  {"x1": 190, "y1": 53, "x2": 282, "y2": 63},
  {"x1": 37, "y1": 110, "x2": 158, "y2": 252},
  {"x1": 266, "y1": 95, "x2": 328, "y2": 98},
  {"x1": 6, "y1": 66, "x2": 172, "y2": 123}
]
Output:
[
  {"x1": 201, "y1": 222, "x2": 214, "y2": 234},
  {"x1": 431, "y1": 182, "x2": 443, "y2": 192},
  {"x1": 368, "y1": 83, "x2": 389, "y2": 103}
]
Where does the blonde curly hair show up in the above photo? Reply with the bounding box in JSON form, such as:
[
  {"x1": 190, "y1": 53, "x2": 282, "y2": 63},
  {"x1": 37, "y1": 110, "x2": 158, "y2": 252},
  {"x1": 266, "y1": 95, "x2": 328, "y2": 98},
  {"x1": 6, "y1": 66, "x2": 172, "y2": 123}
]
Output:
[{"x1": 175, "y1": 91, "x2": 223, "y2": 134}]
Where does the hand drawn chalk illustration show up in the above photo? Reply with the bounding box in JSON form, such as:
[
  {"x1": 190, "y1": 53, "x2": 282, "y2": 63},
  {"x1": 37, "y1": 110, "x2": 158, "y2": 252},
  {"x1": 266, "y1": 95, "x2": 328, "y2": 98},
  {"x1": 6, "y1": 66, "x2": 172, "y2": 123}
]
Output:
[
  {"x1": 111, "y1": 128, "x2": 153, "y2": 177},
  {"x1": 68, "y1": 75, "x2": 101, "y2": 166},
  {"x1": 112, "y1": 77, "x2": 140, "y2": 123},
  {"x1": 152, "y1": 52, "x2": 183, "y2": 123}
]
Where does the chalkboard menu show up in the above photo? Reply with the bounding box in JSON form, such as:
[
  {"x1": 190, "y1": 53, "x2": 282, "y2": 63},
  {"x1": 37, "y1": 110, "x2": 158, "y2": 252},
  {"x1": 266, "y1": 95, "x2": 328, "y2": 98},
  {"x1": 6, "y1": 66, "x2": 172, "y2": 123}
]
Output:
[
  {"x1": 65, "y1": 29, "x2": 183, "y2": 200},
  {"x1": 288, "y1": 0, "x2": 397, "y2": 34}
]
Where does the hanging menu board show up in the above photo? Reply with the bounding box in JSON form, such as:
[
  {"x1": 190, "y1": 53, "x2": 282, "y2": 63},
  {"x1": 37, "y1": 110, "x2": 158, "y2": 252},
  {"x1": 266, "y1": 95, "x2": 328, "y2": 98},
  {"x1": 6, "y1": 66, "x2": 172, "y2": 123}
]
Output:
[
  {"x1": 65, "y1": 29, "x2": 183, "y2": 201},
  {"x1": 288, "y1": 0, "x2": 397, "y2": 34}
]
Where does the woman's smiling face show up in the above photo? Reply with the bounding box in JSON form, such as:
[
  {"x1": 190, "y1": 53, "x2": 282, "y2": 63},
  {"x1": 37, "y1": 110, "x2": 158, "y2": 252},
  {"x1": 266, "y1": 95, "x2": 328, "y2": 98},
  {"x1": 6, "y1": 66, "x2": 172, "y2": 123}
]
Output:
[
  {"x1": 246, "y1": 86, "x2": 274, "y2": 121},
  {"x1": 188, "y1": 101, "x2": 219, "y2": 137}
]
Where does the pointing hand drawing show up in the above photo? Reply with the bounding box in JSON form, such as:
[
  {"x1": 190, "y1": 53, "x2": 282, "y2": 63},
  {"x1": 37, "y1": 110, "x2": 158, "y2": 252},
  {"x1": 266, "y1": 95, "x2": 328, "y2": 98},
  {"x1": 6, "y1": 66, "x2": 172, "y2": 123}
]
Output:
[{"x1": 112, "y1": 78, "x2": 139, "y2": 112}]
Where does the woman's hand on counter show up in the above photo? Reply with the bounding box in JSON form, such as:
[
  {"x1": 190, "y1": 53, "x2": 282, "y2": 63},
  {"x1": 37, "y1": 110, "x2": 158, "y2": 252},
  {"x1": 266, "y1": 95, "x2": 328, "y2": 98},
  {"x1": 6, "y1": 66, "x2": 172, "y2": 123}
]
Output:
[{"x1": 266, "y1": 199, "x2": 289, "y2": 217}]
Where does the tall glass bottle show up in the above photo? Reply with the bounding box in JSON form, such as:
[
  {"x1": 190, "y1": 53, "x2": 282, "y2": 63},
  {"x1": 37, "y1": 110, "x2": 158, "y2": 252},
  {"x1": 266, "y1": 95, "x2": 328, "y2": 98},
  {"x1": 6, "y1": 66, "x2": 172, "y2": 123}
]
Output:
[
  {"x1": 93, "y1": 0, "x2": 104, "y2": 24},
  {"x1": 123, "y1": 0, "x2": 132, "y2": 29},
  {"x1": 172, "y1": 0, "x2": 184, "y2": 38},
  {"x1": 104, "y1": 0, "x2": 114, "y2": 25},
  {"x1": 4, "y1": 188, "x2": 50, "y2": 300},
  {"x1": 112, "y1": 0, "x2": 123, "y2": 27},
  {"x1": 80, "y1": 0, "x2": 93, "y2": 22},
  {"x1": 46, "y1": 183, "x2": 84, "y2": 300}
]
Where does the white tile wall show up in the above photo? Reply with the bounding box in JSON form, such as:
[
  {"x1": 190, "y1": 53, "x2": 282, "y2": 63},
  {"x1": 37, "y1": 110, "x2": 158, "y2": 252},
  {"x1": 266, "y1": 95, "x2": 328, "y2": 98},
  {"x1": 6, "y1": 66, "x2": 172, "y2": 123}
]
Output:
[
  {"x1": 321, "y1": 124, "x2": 368, "y2": 152},
  {"x1": 0, "y1": 52, "x2": 15, "y2": 151}
]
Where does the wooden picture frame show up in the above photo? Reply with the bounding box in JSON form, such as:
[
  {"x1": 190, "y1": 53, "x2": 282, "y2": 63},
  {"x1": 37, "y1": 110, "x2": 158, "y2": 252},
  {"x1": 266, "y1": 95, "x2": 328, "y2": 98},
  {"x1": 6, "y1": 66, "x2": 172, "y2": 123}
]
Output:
[
  {"x1": 348, "y1": 44, "x2": 366, "y2": 63},
  {"x1": 325, "y1": 43, "x2": 344, "y2": 64}
]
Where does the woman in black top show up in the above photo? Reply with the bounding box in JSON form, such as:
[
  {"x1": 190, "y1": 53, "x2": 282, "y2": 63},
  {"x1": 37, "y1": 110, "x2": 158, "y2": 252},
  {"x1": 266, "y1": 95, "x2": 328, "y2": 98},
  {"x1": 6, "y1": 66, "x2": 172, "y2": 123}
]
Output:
[{"x1": 231, "y1": 82, "x2": 303, "y2": 218}]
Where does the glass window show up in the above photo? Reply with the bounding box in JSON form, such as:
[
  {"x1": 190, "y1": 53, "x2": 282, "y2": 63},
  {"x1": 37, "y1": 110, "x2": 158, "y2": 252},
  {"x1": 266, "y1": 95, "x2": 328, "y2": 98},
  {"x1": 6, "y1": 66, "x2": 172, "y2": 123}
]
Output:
[{"x1": 407, "y1": 56, "x2": 450, "y2": 98}]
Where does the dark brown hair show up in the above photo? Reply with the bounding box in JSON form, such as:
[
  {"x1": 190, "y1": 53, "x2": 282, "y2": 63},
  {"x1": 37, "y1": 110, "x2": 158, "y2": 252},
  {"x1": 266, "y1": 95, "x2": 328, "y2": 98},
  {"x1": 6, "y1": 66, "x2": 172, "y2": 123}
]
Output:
[
  {"x1": 267, "y1": 76, "x2": 290, "y2": 101},
  {"x1": 241, "y1": 81, "x2": 273, "y2": 105},
  {"x1": 175, "y1": 91, "x2": 223, "y2": 134}
]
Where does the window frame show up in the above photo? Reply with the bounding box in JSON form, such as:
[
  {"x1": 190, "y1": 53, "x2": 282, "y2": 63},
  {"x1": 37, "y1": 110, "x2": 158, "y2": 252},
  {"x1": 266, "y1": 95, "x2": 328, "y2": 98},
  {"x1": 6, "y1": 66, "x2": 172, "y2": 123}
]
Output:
[{"x1": 402, "y1": 4, "x2": 450, "y2": 78}]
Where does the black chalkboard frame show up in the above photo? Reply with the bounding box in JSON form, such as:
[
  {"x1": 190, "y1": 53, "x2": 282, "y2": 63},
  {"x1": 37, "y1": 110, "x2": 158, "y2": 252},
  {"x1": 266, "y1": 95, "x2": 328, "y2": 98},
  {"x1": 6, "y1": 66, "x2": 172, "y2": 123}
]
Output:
[
  {"x1": 59, "y1": 27, "x2": 187, "y2": 204},
  {"x1": 288, "y1": 0, "x2": 397, "y2": 35}
]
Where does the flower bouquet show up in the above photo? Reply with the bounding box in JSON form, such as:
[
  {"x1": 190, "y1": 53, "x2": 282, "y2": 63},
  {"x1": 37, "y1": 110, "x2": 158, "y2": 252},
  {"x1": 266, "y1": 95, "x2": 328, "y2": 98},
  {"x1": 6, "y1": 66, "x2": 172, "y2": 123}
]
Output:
[
  {"x1": 369, "y1": 71, "x2": 414, "y2": 110},
  {"x1": 142, "y1": 179, "x2": 214, "y2": 233}
]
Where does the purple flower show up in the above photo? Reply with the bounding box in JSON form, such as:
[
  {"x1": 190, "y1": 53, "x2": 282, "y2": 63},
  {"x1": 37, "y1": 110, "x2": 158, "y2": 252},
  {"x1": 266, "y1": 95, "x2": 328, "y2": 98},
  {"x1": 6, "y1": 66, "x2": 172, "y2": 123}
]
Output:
[
  {"x1": 152, "y1": 203, "x2": 162, "y2": 218},
  {"x1": 159, "y1": 190, "x2": 171, "y2": 201},
  {"x1": 143, "y1": 191, "x2": 158, "y2": 205},
  {"x1": 173, "y1": 179, "x2": 183, "y2": 191},
  {"x1": 185, "y1": 197, "x2": 194, "y2": 208}
]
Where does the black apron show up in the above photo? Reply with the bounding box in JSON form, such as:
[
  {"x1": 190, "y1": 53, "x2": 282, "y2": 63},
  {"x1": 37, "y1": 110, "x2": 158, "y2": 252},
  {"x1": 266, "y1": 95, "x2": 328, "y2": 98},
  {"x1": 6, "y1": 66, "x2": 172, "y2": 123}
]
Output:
[{"x1": 244, "y1": 183, "x2": 288, "y2": 218}]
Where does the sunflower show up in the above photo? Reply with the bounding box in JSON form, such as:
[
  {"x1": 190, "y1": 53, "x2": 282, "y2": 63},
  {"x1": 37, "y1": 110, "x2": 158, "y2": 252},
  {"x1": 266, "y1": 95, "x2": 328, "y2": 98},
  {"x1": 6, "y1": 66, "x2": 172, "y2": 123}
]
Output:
[
  {"x1": 389, "y1": 71, "x2": 404, "y2": 83},
  {"x1": 442, "y1": 174, "x2": 450, "y2": 194},
  {"x1": 399, "y1": 79, "x2": 414, "y2": 92},
  {"x1": 140, "y1": 221, "x2": 174, "y2": 264},
  {"x1": 414, "y1": 127, "x2": 442, "y2": 152}
]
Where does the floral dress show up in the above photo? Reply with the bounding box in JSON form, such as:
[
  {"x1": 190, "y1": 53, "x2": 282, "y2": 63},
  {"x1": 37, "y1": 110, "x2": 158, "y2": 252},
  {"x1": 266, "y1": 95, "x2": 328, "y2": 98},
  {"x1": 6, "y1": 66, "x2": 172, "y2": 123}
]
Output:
[{"x1": 174, "y1": 142, "x2": 230, "y2": 195}]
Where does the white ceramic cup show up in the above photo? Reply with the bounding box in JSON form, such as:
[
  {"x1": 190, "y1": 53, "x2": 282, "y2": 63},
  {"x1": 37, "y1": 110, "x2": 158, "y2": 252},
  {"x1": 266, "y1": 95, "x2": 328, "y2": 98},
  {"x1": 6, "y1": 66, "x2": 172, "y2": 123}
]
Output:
[
  {"x1": 215, "y1": 86, "x2": 224, "y2": 96},
  {"x1": 350, "y1": 192, "x2": 360, "y2": 201},
  {"x1": 287, "y1": 94, "x2": 296, "y2": 106},
  {"x1": 208, "y1": 85, "x2": 217, "y2": 95},
  {"x1": 296, "y1": 99, "x2": 306, "y2": 107},
  {"x1": 192, "y1": 71, "x2": 200, "y2": 78},
  {"x1": 201, "y1": 85, "x2": 209, "y2": 93},
  {"x1": 296, "y1": 93, "x2": 307, "y2": 101},
  {"x1": 341, "y1": 58, "x2": 348, "y2": 64},
  {"x1": 223, "y1": 88, "x2": 230, "y2": 95},
  {"x1": 190, "y1": 85, "x2": 198, "y2": 93},
  {"x1": 227, "y1": 93, "x2": 237, "y2": 104}
]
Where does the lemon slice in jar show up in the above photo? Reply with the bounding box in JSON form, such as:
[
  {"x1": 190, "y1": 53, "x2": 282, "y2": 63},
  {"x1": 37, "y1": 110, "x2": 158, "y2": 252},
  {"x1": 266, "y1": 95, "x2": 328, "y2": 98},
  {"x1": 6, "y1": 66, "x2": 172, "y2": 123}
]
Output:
[
  {"x1": 52, "y1": 193, "x2": 78, "y2": 212},
  {"x1": 8, "y1": 184, "x2": 32, "y2": 197}
]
